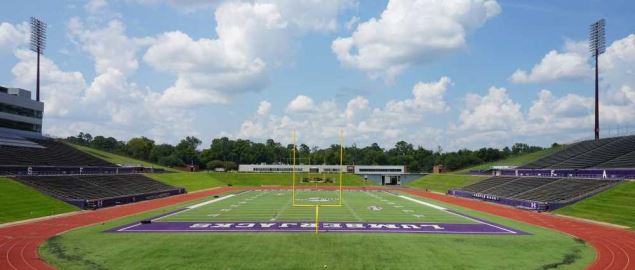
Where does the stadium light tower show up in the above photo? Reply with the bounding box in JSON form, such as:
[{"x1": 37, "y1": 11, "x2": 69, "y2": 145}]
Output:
[
  {"x1": 589, "y1": 19, "x2": 605, "y2": 140},
  {"x1": 30, "y1": 17, "x2": 47, "y2": 102}
]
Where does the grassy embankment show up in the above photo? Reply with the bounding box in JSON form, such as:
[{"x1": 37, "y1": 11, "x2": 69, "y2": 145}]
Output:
[{"x1": 0, "y1": 177, "x2": 78, "y2": 224}]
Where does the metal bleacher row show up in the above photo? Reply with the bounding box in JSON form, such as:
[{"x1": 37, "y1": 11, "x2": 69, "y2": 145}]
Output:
[
  {"x1": 0, "y1": 139, "x2": 113, "y2": 166},
  {"x1": 15, "y1": 174, "x2": 180, "y2": 201},
  {"x1": 459, "y1": 176, "x2": 619, "y2": 203},
  {"x1": 522, "y1": 135, "x2": 635, "y2": 169},
  {"x1": 0, "y1": 132, "x2": 45, "y2": 148},
  {"x1": 1, "y1": 135, "x2": 184, "y2": 209}
]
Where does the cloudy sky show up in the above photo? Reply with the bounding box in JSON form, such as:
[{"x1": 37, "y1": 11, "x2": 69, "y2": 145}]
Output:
[{"x1": 1, "y1": 0, "x2": 634, "y2": 150}]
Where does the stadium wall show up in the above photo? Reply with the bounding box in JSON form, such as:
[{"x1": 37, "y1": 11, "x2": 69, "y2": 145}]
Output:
[
  {"x1": 0, "y1": 165, "x2": 165, "y2": 176},
  {"x1": 500, "y1": 168, "x2": 635, "y2": 179}
]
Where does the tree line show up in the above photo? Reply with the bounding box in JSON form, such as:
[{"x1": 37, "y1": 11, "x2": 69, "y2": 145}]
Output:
[{"x1": 64, "y1": 132, "x2": 552, "y2": 172}]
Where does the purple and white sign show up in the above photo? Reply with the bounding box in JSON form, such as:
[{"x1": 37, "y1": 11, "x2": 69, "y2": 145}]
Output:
[{"x1": 107, "y1": 220, "x2": 527, "y2": 235}]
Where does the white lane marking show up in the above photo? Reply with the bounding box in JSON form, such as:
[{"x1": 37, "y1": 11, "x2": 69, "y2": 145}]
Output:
[
  {"x1": 155, "y1": 192, "x2": 242, "y2": 221},
  {"x1": 396, "y1": 193, "x2": 517, "y2": 234},
  {"x1": 413, "y1": 214, "x2": 425, "y2": 218},
  {"x1": 397, "y1": 195, "x2": 447, "y2": 211},
  {"x1": 188, "y1": 194, "x2": 237, "y2": 209},
  {"x1": 207, "y1": 214, "x2": 219, "y2": 217},
  {"x1": 117, "y1": 223, "x2": 142, "y2": 232}
]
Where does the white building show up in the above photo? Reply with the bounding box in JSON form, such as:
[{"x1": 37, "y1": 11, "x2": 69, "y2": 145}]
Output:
[
  {"x1": 238, "y1": 164, "x2": 408, "y2": 185},
  {"x1": 0, "y1": 86, "x2": 43, "y2": 139}
]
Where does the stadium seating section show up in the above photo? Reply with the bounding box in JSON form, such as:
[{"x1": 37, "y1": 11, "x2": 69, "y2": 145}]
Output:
[
  {"x1": 458, "y1": 176, "x2": 619, "y2": 203},
  {"x1": 0, "y1": 139, "x2": 113, "y2": 166},
  {"x1": 15, "y1": 174, "x2": 180, "y2": 201},
  {"x1": 522, "y1": 135, "x2": 635, "y2": 169},
  {"x1": 0, "y1": 132, "x2": 45, "y2": 148}
]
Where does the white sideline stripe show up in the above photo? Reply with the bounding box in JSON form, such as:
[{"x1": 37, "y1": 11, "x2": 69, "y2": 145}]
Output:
[
  {"x1": 153, "y1": 194, "x2": 240, "y2": 221},
  {"x1": 397, "y1": 194, "x2": 517, "y2": 234},
  {"x1": 187, "y1": 194, "x2": 237, "y2": 209},
  {"x1": 397, "y1": 195, "x2": 447, "y2": 211},
  {"x1": 444, "y1": 212, "x2": 517, "y2": 234},
  {"x1": 118, "y1": 223, "x2": 142, "y2": 232}
]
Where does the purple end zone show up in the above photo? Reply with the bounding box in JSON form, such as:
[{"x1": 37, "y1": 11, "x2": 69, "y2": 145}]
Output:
[
  {"x1": 107, "y1": 221, "x2": 528, "y2": 234},
  {"x1": 106, "y1": 208, "x2": 529, "y2": 235}
]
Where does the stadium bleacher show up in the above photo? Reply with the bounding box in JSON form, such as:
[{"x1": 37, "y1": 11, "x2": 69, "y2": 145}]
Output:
[
  {"x1": 0, "y1": 139, "x2": 113, "y2": 166},
  {"x1": 478, "y1": 177, "x2": 560, "y2": 198},
  {"x1": 14, "y1": 174, "x2": 184, "y2": 209},
  {"x1": 599, "y1": 151, "x2": 635, "y2": 168},
  {"x1": 452, "y1": 176, "x2": 620, "y2": 210},
  {"x1": 460, "y1": 176, "x2": 517, "y2": 193},
  {"x1": 0, "y1": 132, "x2": 45, "y2": 148},
  {"x1": 513, "y1": 178, "x2": 615, "y2": 202},
  {"x1": 521, "y1": 135, "x2": 635, "y2": 169},
  {"x1": 0, "y1": 135, "x2": 183, "y2": 209}
]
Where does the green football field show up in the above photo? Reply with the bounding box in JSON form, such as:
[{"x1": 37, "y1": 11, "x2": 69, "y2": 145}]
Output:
[
  {"x1": 40, "y1": 189, "x2": 595, "y2": 270},
  {"x1": 158, "y1": 190, "x2": 473, "y2": 224}
]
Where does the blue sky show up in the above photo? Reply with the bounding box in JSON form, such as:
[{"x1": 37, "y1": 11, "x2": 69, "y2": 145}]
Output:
[{"x1": 1, "y1": 0, "x2": 634, "y2": 150}]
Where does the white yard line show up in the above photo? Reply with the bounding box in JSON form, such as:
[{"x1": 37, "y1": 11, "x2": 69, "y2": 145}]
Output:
[
  {"x1": 271, "y1": 198, "x2": 293, "y2": 221},
  {"x1": 396, "y1": 194, "x2": 447, "y2": 211},
  {"x1": 343, "y1": 200, "x2": 364, "y2": 222},
  {"x1": 187, "y1": 194, "x2": 238, "y2": 209}
]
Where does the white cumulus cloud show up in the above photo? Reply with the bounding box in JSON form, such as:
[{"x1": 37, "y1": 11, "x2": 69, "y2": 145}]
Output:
[
  {"x1": 510, "y1": 40, "x2": 592, "y2": 83},
  {"x1": 286, "y1": 95, "x2": 315, "y2": 112},
  {"x1": 332, "y1": 0, "x2": 500, "y2": 81},
  {"x1": 0, "y1": 22, "x2": 29, "y2": 53}
]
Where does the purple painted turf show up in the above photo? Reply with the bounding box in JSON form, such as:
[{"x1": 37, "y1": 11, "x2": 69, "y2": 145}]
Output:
[{"x1": 107, "y1": 219, "x2": 528, "y2": 235}]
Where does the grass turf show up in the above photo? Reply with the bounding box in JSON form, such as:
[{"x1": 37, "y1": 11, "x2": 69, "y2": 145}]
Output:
[
  {"x1": 455, "y1": 147, "x2": 562, "y2": 173},
  {"x1": 145, "y1": 172, "x2": 226, "y2": 192},
  {"x1": 40, "y1": 190, "x2": 594, "y2": 270},
  {"x1": 0, "y1": 177, "x2": 78, "y2": 224},
  {"x1": 70, "y1": 144, "x2": 177, "y2": 171},
  {"x1": 555, "y1": 181, "x2": 635, "y2": 229},
  {"x1": 160, "y1": 190, "x2": 471, "y2": 223},
  {"x1": 147, "y1": 172, "x2": 371, "y2": 192},
  {"x1": 406, "y1": 174, "x2": 487, "y2": 193}
]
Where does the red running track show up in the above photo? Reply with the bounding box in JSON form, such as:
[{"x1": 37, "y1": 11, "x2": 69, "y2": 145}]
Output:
[
  {"x1": 0, "y1": 187, "x2": 232, "y2": 270},
  {"x1": 1, "y1": 187, "x2": 634, "y2": 270},
  {"x1": 401, "y1": 189, "x2": 635, "y2": 270}
]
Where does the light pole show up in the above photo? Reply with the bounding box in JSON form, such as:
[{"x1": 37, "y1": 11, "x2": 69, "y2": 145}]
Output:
[
  {"x1": 30, "y1": 17, "x2": 47, "y2": 102},
  {"x1": 589, "y1": 19, "x2": 605, "y2": 140}
]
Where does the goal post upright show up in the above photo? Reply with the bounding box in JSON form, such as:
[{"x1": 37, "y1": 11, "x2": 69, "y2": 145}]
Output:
[
  {"x1": 292, "y1": 129, "x2": 296, "y2": 206},
  {"x1": 339, "y1": 130, "x2": 343, "y2": 206},
  {"x1": 290, "y1": 129, "x2": 345, "y2": 234}
]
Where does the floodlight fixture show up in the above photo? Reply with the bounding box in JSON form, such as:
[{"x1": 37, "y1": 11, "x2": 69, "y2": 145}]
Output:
[
  {"x1": 589, "y1": 19, "x2": 605, "y2": 140},
  {"x1": 30, "y1": 17, "x2": 47, "y2": 102}
]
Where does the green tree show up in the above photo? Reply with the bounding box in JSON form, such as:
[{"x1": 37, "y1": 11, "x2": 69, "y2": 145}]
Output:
[{"x1": 126, "y1": 137, "x2": 155, "y2": 160}]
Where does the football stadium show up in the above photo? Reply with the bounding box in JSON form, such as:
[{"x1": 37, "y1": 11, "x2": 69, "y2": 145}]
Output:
[{"x1": 1, "y1": 1, "x2": 635, "y2": 270}]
